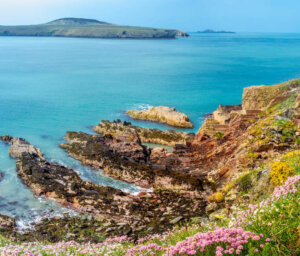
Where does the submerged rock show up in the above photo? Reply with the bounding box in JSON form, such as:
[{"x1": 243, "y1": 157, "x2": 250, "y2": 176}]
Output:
[
  {"x1": 94, "y1": 120, "x2": 195, "y2": 146},
  {"x1": 126, "y1": 106, "x2": 193, "y2": 128}
]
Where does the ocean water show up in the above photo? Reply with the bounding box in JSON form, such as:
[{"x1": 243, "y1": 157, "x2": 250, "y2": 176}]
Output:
[{"x1": 1, "y1": 33, "x2": 300, "y2": 227}]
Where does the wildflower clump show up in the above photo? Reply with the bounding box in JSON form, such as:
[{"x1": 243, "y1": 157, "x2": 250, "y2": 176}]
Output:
[
  {"x1": 270, "y1": 150, "x2": 300, "y2": 185},
  {"x1": 208, "y1": 192, "x2": 224, "y2": 203},
  {"x1": 233, "y1": 174, "x2": 300, "y2": 255}
]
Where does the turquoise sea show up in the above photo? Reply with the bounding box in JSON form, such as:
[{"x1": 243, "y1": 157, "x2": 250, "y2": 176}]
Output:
[{"x1": 1, "y1": 33, "x2": 300, "y2": 228}]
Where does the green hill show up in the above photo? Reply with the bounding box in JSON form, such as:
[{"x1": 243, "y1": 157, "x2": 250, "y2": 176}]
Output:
[{"x1": 0, "y1": 17, "x2": 189, "y2": 39}]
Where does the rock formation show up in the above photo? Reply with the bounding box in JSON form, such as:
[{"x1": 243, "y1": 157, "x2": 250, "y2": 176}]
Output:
[
  {"x1": 60, "y1": 131, "x2": 207, "y2": 192},
  {"x1": 212, "y1": 104, "x2": 242, "y2": 125},
  {"x1": 0, "y1": 214, "x2": 16, "y2": 233},
  {"x1": 126, "y1": 106, "x2": 193, "y2": 128},
  {"x1": 8, "y1": 137, "x2": 44, "y2": 159},
  {"x1": 1, "y1": 136, "x2": 206, "y2": 238},
  {"x1": 94, "y1": 120, "x2": 195, "y2": 146},
  {"x1": 242, "y1": 79, "x2": 300, "y2": 110}
]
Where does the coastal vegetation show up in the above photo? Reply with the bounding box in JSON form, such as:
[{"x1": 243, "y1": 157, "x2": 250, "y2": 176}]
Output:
[{"x1": 0, "y1": 18, "x2": 189, "y2": 39}]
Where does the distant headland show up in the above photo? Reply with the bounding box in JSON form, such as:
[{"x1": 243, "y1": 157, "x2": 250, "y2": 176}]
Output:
[
  {"x1": 0, "y1": 17, "x2": 189, "y2": 39},
  {"x1": 197, "y1": 29, "x2": 235, "y2": 34}
]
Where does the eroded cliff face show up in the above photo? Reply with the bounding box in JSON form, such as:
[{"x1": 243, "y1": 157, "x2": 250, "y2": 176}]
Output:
[{"x1": 192, "y1": 79, "x2": 300, "y2": 184}]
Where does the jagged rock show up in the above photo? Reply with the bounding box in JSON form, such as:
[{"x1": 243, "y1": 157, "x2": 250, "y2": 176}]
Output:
[
  {"x1": 3, "y1": 137, "x2": 206, "y2": 239},
  {"x1": 16, "y1": 152, "x2": 141, "y2": 222},
  {"x1": 0, "y1": 172, "x2": 3, "y2": 181},
  {"x1": 0, "y1": 135, "x2": 13, "y2": 144},
  {"x1": 0, "y1": 214, "x2": 16, "y2": 231},
  {"x1": 170, "y1": 216, "x2": 183, "y2": 224},
  {"x1": 213, "y1": 104, "x2": 242, "y2": 125},
  {"x1": 126, "y1": 106, "x2": 193, "y2": 128},
  {"x1": 60, "y1": 131, "x2": 154, "y2": 188},
  {"x1": 94, "y1": 120, "x2": 195, "y2": 146},
  {"x1": 61, "y1": 131, "x2": 208, "y2": 192},
  {"x1": 1, "y1": 137, "x2": 44, "y2": 159}
]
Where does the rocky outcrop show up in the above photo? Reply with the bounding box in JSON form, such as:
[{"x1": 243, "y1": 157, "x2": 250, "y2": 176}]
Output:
[
  {"x1": 126, "y1": 106, "x2": 193, "y2": 128},
  {"x1": 191, "y1": 80, "x2": 300, "y2": 184},
  {"x1": 60, "y1": 131, "x2": 154, "y2": 188},
  {"x1": 2, "y1": 137, "x2": 206, "y2": 238},
  {"x1": 94, "y1": 120, "x2": 195, "y2": 146},
  {"x1": 0, "y1": 135, "x2": 13, "y2": 144},
  {"x1": 60, "y1": 131, "x2": 208, "y2": 192},
  {"x1": 0, "y1": 214, "x2": 16, "y2": 232},
  {"x1": 242, "y1": 79, "x2": 300, "y2": 110},
  {"x1": 212, "y1": 104, "x2": 242, "y2": 125},
  {"x1": 3, "y1": 137, "x2": 44, "y2": 159},
  {"x1": 17, "y1": 152, "x2": 141, "y2": 222}
]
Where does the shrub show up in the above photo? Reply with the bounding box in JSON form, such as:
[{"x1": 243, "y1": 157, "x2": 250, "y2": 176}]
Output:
[
  {"x1": 270, "y1": 150, "x2": 300, "y2": 185},
  {"x1": 270, "y1": 162, "x2": 294, "y2": 185},
  {"x1": 235, "y1": 172, "x2": 253, "y2": 192},
  {"x1": 213, "y1": 132, "x2": 224, "y2": 140},
  {"x1": 212, "y1": 192, "x2": 224, "y2": 203}
]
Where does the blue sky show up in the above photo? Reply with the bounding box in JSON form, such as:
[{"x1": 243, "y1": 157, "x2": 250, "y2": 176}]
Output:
[{"x1": 0, "y1": 0, "x2": 299, "y2": 32}]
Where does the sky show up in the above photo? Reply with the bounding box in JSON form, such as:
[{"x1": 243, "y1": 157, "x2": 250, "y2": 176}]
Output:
[{"x1": 0, "y1": 0, "x2": 299, "y2": 33}]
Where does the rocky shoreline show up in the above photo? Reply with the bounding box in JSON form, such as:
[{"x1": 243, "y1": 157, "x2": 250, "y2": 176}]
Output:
[
  {"x1": 1, "y1": 79, "x2": 299, "y2": 244},
  {"x1": 0, "y1": 135, "x2": 206, "y2": 241}
]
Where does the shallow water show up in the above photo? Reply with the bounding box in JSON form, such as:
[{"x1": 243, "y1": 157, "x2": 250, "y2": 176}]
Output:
[{"x1": 1, "y1": 33, "x2": 300, "y2": 225}]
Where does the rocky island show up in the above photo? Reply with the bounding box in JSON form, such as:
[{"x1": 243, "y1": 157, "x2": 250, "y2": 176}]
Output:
[
  {"x1": 197, "y1": 29, "x2": 235, "y2": 34},
  {"x1": 0, "y1": 18, "x2": 189, "y2": 39},
  {"x1": 0, "y1": 79, "x2": 299, "y2": 255},
  {"x1": 126, "y1": 106, "x2": 194, "y2": 128}
]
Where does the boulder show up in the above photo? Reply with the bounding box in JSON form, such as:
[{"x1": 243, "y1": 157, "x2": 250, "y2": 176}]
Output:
[
  {"x1": 0, "y1": 214, "x2": 16, "y2": 231},
  {"x1": 126, "y1": 106, "x2": 193, "y2": 128},
  {"x1": 4, "y1": 137, "x2": 44, "y2": 160}
]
